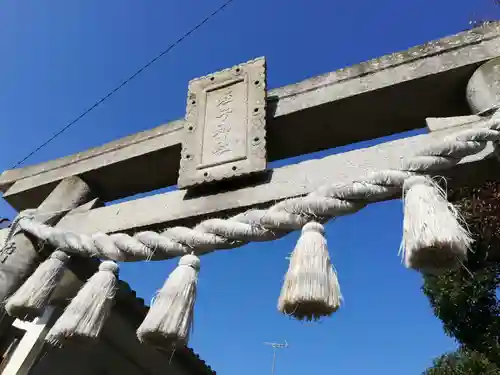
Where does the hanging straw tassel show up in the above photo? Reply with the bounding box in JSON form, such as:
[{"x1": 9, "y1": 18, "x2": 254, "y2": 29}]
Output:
[
  {"x1": 45, "y1": 260, "x2": 119, "y2": 346},
  {"x1": 5, "y1": 250, "x2": 69, "y2": 320},
  {"x1": 137, "y1": 254, "x2": 200, "y2": 348},
  {"x1": 278, "y1": 221, "x2": 342, "y2": 321},
  {"x1": 401, "y1": 176, "x2": 472, "y2": 274}
]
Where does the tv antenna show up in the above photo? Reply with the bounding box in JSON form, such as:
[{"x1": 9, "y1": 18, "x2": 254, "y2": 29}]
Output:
[{"x1": 263, "y1": 340, "x2": 288, "y2": 375}]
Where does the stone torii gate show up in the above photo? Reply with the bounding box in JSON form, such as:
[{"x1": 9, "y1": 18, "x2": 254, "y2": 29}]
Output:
[{"x1": 1, "y1": 21, "x2": 500, "y2": 374}]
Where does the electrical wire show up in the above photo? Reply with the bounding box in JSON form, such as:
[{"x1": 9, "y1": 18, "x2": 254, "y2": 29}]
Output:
[{"x1": 11, "y1": 0, "x2": 235, "y2": 168}]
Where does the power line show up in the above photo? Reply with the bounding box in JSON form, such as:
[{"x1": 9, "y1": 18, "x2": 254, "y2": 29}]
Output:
[{"x1": 12, "y1": 0, "x2": 235, "y2": 169}]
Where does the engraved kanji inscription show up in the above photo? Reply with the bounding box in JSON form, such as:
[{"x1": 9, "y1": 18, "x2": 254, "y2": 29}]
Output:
[
  {"x1": 201, "y1": 81, "x2": 247, "y2": 168},
  {"x1": 179, "y1": 57, "x2": 267, "y2": 188}
]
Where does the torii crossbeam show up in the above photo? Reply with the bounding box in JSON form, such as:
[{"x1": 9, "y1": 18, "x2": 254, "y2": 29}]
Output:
[{"x1": 1, "y1": 21, "x2": 500, "y2": 359}]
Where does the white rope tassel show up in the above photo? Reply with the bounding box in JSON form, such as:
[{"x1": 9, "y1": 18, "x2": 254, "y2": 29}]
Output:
[
  {"x1": 278, "y1": 222, "x2": 342, "y2": 321},
  {"x1": 401, "y1": 176, "x2": 473, "y2": 274},
  {"x1": 5, "y1": 250, "x2": 69, "y2": 320},
  {"x1": 5, "y1": 120, "x2": 500, "y2": 266},
  {"x1": 45, "y1": 261, "x2": 118, "y2": 346},
  {"x1": 137, "y1": 254, "x2": 200, "y2": 348}
]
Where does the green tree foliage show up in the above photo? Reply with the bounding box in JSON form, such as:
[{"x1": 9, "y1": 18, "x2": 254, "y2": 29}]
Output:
[
  {"x1": 422, "y1": 182, "x2": 500, "y2": 372},
  {"x1": 423, "y1": 349, "x2": 499, "y2": 375}
]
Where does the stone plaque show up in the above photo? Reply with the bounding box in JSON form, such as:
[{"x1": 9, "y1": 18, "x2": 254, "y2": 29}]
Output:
[{"x1": 178, "y1": 57, "x2": 267, "y2": 188}]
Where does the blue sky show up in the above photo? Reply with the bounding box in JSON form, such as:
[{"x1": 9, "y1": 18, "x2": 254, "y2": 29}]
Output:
[{"x1": 1, "y1": 1, "x2": 498, "y2": 374}]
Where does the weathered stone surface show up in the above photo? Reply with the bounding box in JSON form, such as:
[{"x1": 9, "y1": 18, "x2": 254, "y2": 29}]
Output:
[
  {"x1": 467, "y1": 57, "x2": 500, "y2": 113},
  {"x1": 2, "y1": 22, "x2": 500, "y2": 210},
  {"x1": 179, "y1": 57, "x2": 267, "y2": 188},
  {"x1": 56, "y1": 118, "x2": 498, "y2": 235},
  {"x1": 0, "y1": 176, "x2": 94, "y2": 302},
  {"x1": 426, "y1": 114, "x2": 485, "y2": 132},
  {"x1": 1, "y1": 122, "x2": 184, "y2": 210}
]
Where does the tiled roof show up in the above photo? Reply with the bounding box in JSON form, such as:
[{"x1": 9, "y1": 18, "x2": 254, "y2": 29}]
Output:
[
  {"x1": 114, "y1": 280, "x2": 216, "y2": 375},
  {"x1": 69, "y1": 256, "x2": 215, "y2": 375}
]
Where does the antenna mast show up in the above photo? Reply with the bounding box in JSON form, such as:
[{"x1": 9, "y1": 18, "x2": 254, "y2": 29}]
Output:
[{"x1": 263, "y1": 340, "x2": 288, "y2": 375}]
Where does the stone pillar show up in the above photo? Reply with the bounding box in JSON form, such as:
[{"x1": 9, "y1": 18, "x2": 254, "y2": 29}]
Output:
[{"x1": 0, "y1": 176, "x2": 94, "y2": 302}]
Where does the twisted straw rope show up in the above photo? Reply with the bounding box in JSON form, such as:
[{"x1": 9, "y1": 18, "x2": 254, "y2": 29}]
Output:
[{"x1": 13, "y1": 118, "x2": 500, "y2": 262}]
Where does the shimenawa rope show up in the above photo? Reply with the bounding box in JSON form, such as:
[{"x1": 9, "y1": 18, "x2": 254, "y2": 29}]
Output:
[
  {"x1": 14, "y1": 121, "x2": 499, "y2": 261},
  {"x1": 3, "y1": 115, "x2": 498, "y2": 348}
]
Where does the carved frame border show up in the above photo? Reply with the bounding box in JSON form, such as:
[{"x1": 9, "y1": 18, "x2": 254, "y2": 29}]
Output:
[{"x1": 178, "y1": 57, "x2": 267, "y2": 188}]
